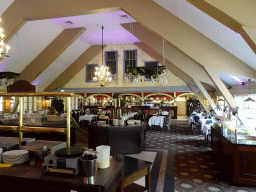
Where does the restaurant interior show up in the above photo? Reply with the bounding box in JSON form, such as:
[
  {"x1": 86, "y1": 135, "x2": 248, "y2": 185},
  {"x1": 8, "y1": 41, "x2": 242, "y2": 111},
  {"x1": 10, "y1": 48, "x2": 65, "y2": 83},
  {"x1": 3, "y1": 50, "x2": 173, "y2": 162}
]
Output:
[{"x1": 1, "y1": 0, "x2": 256, "y2": 191}]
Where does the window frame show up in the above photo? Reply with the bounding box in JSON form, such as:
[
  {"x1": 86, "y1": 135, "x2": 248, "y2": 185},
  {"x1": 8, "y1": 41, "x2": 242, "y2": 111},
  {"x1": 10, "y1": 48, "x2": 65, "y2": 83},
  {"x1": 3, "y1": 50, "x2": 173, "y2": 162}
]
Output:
[
  {"x1": 86, "y1": 64, "x2": 98, "y2": 82},
  {"x1": 123, "y1": 49, "x2": 137, "y2": 74},
  {"x1": 105, "y1": 51, "x2": 118, "y2": 75}
]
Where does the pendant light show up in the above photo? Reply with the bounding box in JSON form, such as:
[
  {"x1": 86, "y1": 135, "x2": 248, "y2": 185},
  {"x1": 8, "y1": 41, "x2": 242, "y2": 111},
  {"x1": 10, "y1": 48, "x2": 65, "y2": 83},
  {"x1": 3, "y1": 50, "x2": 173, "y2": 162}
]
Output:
[
  {"x1": 93, "y1": 26, "x2": 112, "y2": 87},
  {"x1": 244, "y1": 79, "x2": 255, "y2": 102}
]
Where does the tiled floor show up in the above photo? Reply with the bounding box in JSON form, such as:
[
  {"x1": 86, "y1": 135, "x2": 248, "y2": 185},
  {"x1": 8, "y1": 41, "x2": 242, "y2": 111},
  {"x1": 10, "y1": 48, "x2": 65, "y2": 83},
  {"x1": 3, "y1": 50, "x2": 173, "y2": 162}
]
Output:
[{"x1": 143, "y1": 119, "x2": 256, "y2": 192}]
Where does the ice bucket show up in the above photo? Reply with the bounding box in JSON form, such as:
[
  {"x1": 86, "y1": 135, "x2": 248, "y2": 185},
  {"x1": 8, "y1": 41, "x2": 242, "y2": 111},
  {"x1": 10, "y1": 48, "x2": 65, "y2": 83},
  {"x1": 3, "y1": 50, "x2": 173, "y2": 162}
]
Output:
[
  {"x1": 80, "y1": 154, "x2": 97, "y2": 176},
  {"x1": 96, "y1": 145, "x2": 110, "y2": 169}
]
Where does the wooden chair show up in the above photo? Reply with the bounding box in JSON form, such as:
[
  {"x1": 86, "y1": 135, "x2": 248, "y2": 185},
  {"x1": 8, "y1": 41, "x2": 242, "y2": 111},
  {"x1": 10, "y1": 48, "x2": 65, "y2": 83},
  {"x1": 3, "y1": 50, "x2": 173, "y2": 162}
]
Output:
[{"x1": 163, "y1": 115, "x2": 171, "y2": 132}]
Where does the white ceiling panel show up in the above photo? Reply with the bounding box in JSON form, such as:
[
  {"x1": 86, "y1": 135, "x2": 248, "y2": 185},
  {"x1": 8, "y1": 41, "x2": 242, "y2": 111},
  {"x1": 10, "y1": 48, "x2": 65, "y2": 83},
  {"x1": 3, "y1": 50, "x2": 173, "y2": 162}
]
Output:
[
  {"x1": 154, "y1": 0, "x2": 256, "y2": 70},
  {"x1": 0, "y1": 20, "x2": 63, "y2": 73},
  {"x1": 0, "y1": 0, "x2": 14, "y2": 15},
  {"x1": 32, "y1": 38, "x2": 91, "y2": 90}
]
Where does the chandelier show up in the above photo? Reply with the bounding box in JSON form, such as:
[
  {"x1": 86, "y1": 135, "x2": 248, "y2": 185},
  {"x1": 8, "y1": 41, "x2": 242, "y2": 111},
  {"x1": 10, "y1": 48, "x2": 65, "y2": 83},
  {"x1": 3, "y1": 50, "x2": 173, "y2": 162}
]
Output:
[
  {"x1": 0, "y1": 19, "x2": 10, "y2": 64},
  {"x1": 93, "y1": 25, "x2": 112, "y2": 87}
]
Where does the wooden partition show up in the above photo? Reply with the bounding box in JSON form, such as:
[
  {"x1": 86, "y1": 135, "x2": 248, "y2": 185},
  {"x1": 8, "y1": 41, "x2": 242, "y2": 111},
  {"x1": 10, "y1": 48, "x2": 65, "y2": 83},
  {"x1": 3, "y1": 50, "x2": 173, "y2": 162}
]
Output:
[{"x1": 0, "y1": 92, "x2": 74, "y2": 149}]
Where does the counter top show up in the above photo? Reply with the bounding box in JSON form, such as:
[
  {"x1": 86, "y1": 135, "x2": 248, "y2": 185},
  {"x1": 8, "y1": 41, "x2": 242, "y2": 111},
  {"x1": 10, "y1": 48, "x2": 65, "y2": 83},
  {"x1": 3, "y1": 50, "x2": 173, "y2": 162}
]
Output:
[{"x1": 212, "y1": 125, "x2": 256, "y2": 146}]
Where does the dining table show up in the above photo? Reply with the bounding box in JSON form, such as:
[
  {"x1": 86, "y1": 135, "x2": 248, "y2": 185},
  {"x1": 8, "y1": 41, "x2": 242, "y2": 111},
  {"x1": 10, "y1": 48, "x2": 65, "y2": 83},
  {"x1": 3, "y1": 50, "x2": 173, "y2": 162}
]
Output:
[{"x1": 148, "y1": 116, "x2": 165, "y2": 129}]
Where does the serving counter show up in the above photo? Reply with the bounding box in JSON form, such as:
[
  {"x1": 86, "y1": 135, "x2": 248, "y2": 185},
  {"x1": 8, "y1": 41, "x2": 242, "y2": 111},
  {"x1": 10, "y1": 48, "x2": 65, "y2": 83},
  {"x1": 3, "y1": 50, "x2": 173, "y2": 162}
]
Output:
[
  {"x1": 87, "y1": 123, "x2": 146, "y2": 156},
  {"x1": 211, "y1": 122, "x2": 256, "y2": 186},
  {"x1": 0, "y1": 156, "x2": 122, "y2": 192}
]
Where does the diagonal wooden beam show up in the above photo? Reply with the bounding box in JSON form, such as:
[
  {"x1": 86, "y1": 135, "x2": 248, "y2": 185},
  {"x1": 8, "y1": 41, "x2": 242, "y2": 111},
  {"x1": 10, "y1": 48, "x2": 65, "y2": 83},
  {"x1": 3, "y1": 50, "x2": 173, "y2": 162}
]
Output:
[
  {"x1": 3, "y1": 0, "x2": 256, "y2": 82},
  {"x1": 239, "y1": 27, "x2": 256, "y2": 55},
  {"x1": 194, "y1": 79, "x2": 217, "y2": 111},
  {"x1": 136, "y1": 41, "x2": 217, "y2": 92},
  {"x1": 135, "y1": 42, "x2": 194, "y2": 84},
  {"x1": 205, "y1": 67, "x2": 237, "y2": 108},
  {"x1": 17, "y1": 27, "x2": 86, "y2": 83},
  {"x1": 185, "y1": 0, "x2": 256, "y2": 55},
  {"x1": 188, "y1": 84, "x2": 210, "y2": 114},
  {"x1": 44, "y1": 45, "x2": 103, "y2": 92},
  {"x1": 122, "y1": 22, "x2": 215, "y2": 87},
  {"x1": 185, "y1": 0, "x2": 242, "y2": 32}
]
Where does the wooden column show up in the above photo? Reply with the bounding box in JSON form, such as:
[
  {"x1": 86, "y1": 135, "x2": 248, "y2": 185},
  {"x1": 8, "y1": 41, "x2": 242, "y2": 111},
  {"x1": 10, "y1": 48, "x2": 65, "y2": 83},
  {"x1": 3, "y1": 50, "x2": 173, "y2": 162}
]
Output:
[
  {"x1": 66, "y1": 96, "x2": 71, "y2": 150},
  {"x1": 19, "y1": 97, "x2": 23, "y2": 144}
]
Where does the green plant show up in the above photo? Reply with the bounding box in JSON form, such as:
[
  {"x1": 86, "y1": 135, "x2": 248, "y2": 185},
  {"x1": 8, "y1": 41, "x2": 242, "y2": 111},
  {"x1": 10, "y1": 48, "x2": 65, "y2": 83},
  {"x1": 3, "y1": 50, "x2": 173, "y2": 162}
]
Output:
[{"x1": 51, "y1": 97, "x2": 64, "y2": 115}]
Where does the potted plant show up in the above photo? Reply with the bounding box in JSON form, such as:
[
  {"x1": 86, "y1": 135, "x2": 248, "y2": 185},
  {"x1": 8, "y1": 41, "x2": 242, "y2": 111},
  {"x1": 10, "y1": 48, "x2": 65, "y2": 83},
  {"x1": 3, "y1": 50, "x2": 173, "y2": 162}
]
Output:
[{"x1": 51, "y1": 97, "x2": 64, "y2": 115}]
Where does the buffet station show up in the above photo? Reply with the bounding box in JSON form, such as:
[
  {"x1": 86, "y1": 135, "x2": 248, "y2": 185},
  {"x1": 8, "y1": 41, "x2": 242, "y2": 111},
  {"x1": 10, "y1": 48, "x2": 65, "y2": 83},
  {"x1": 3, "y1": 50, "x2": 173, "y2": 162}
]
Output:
[
  {"x1": 0, "y1": 81, "x2": 152, "y2": 191},
  {"x1": 211, "y1": 112, "x2": 256, "y2": 186}
]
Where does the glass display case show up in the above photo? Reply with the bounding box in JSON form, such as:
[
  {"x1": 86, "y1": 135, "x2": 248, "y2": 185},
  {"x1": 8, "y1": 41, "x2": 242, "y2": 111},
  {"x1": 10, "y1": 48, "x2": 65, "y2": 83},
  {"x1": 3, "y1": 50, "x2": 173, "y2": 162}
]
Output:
[{"x1": 212, "y1": 109, "x2": 256, "y2": 145}]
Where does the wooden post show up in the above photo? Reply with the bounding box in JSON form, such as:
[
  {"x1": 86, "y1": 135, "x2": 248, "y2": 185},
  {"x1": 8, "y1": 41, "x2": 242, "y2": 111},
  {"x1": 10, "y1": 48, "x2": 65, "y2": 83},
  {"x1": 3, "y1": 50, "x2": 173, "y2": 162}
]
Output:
[
  {"x1": 66, "y1": 96, "x2": 71, "y2": 150},
  {"x1": 19, "y1": 97, "x2": 23, "y2": 144}
]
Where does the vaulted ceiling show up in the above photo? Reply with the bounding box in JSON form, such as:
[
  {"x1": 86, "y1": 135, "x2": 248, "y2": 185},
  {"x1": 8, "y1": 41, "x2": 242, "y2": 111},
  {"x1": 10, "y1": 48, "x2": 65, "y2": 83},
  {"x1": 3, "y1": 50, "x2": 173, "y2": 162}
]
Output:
[{"x1": 1, "y1": 0, "x2": 256, "y2": 95}]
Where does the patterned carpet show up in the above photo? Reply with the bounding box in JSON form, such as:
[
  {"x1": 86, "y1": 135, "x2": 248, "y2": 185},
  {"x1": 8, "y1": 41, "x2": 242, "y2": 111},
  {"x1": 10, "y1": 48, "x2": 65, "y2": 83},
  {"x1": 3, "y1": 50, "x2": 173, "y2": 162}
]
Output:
[{"x1": 144, "y1": 121, "x2": 256, "y2": 192}]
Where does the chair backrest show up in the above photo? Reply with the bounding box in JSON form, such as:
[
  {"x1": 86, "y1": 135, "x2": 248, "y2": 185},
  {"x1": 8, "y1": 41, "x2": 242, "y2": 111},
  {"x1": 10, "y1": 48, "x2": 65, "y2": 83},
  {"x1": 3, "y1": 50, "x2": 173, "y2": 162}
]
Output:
[
  {"x1": 194, "y1": 116, "x2": 200, "y2": 122},
  {"x1": 164, "y1": 116, "x2": 169, "y2": 124},
  {"x1": 205, "y1": 120, "x2": 212, "y2": 125}
]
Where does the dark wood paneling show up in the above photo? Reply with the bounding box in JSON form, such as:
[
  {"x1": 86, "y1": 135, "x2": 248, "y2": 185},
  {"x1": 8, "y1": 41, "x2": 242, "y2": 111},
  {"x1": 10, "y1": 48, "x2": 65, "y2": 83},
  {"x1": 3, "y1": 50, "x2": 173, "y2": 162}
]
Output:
[{"x1": 211, "y1": 126, "x2": 256, "y2": 186}]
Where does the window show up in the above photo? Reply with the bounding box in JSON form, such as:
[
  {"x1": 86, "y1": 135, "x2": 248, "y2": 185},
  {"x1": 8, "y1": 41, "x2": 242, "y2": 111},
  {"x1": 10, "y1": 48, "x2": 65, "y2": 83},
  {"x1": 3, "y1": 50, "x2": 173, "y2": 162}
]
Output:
[
  {"x1": 105, "y1": 51, "x2": 118, "y2": 74},
  {"x1": 34, "y1": 97, "x2": 37, "y2": 112},
  {"x1": 145, "y1": 61, "x2": 158, "y2": 80},
  {"x1": 29, "y1": 96, "x2": 33, "y2": 113},
  {"x1": 24, "y1": 97, "x2": 27, "y2": 113},
  {"x1": 10, "y1": 96, "x2": 15, "y2": 108},
  {"x1": 124, "y1": 50, "x2": 137, "y2": 73},
  {"x1": 0, "y1": 97, "x2": 2, "y2": 111},
  {"x1": 38, "y1": 97, "x2": 42, "y2": 111},
  {"x1": 86, "y1": 64, "x2": 98, "y2": 82}
]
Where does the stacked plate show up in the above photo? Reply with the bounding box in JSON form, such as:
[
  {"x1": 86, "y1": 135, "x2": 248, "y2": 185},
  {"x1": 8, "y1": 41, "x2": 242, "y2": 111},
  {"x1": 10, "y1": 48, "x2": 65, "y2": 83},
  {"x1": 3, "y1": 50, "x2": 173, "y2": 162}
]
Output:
[
  {"x1": 127, "y1": 120, "x2": 135, "y2": 125},
  {"x1": 2, "y1": 150, "x2": 29, "y2": 164}
]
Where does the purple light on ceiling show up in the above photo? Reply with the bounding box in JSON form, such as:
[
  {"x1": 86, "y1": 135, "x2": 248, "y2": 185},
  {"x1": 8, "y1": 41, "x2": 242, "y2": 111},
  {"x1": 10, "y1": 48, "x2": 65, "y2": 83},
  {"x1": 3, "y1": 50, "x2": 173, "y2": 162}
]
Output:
[
  {"x1": 231, "y1": 75, "x2": 243, "y2": 83},
  {"x1": 31, "y1": 80, "x2": 39, "y2": 86},
  {"x1": 50, "y1": 11, "x2": 140, "y2": 45}
]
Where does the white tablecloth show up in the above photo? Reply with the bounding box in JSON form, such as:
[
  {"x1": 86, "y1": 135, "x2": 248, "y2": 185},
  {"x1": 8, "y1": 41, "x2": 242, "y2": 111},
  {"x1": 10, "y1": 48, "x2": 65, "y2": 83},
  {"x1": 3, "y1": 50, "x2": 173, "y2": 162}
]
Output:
[
  {"x1": 148, "y1": 116, "x2": 165, "y2": 128},
  {"x1": 79, "y1": 115, "x2": 98, "y2": 122}
]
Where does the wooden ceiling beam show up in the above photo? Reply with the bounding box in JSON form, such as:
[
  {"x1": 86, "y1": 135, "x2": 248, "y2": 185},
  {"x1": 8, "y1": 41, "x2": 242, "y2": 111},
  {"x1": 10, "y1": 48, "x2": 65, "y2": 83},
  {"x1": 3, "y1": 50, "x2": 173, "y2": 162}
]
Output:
[
  {"x1": 44, "y1": 45, "x2": 103, "y2": 92},
  {"x1": 17, "y1": 27, "x2": 86, "y2": 83}
]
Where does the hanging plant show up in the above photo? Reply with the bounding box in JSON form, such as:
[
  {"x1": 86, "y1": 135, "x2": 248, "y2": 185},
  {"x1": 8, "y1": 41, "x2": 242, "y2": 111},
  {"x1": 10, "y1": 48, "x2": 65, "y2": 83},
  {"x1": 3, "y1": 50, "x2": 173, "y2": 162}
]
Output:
[{"x1": 126, "y1": 66, "x2": 166, "y2": 79}]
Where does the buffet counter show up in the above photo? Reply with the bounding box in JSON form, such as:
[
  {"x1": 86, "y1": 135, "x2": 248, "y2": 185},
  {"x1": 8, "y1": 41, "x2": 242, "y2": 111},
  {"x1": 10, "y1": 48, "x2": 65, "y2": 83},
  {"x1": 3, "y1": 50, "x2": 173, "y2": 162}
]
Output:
[
  {"x1": 88, "y1": 123, "x2": 146, "y2": 155},
  {"x1": 211, "y1": 124, "x2": 256, "y2": 185}
]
